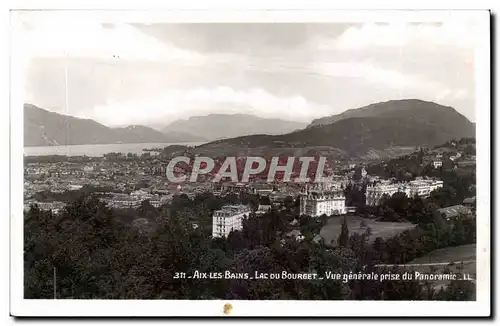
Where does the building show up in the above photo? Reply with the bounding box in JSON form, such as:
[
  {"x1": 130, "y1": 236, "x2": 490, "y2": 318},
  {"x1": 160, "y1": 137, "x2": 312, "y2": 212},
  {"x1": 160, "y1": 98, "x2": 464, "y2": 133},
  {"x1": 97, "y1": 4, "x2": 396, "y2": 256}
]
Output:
[
  {"x1": 25, "y1": 201, "x2": 66, "y2": 214},
  {"x1": 300, "y1": 185, "x2": 346, "y2": 217},
  {"x1": 305, "y1": 178, "x2": 347, "y2": 192},
  {"x1": 321, "y1": 175, "x2": 350, "y2": 190},
  {"x1": 365, "y1": 182, "x2": 405, "y2": 206},
  {"x1": 104, "y1": 193, "x2": 142, "y2": 208},
  {"x1": 68, "y1": 184, "x2": 83, "y2": 191},
  {"x1": 106, "y1": 198, "x2": 142, "y2": 208},
  {"x1": 365, "y1": 179, "x2": 443, "y2": 206},
  {"x1": 131, "y1": 189, "x2": 150, "y2": 198},
  {"x1": 345, "y1": 206, "x2": 357, "y2": 213},
  {"x1": 463, "y1": 196, "x2": 476, "y2": 207},
  {"x1": 406, "y1": 179, "x2": 444, "y2": 198},
  {"x1": 212, "y1": 205, "x2": 251, "y2": 238},
  {"x1": 312, "y1": 234, "x2": 323, "y2": 244},
  {"x1": 437, "y1": 205, "x2": 473, "y2": 221},
  {"x1": 256, "y1": 196, "x2": 272, "y2": 215},
  {"x1": 433, "y1": 160, "x2": 443, "y2": 169},
  {"x1": 149, "y1": 196, "x2": 170, "y2": 208},
  {"x1": 286, "y1": 229, "x2": 305, "y2": 242},
  {"x1": 457, "y1": 160, "x2": 476, "y2": 168}
]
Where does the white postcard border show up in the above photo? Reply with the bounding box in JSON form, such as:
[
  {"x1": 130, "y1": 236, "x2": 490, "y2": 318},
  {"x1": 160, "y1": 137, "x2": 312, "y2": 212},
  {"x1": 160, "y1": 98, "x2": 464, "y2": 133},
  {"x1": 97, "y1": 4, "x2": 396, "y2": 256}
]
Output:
[{"x1": 9, "y1": 9, "x2": 491, "y2": 317}]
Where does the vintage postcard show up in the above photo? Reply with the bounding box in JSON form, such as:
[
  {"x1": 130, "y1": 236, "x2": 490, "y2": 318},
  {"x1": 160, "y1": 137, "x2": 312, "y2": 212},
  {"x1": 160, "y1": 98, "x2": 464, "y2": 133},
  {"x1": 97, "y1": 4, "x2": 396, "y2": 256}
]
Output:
[{"x1": 10, "y1": 9, "x2": 491, "y2": 317}]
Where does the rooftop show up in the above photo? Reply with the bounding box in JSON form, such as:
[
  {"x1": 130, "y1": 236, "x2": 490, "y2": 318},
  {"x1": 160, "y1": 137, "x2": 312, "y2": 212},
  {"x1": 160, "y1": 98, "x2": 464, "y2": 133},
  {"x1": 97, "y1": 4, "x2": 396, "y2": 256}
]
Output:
[
  {"x1": 463, "y1": 197, "x2": 476, "y2": 204},
  {"x1": 302, "y1": 191, "x2": 345, "y2": 199},
  {"x1": 437, "y1": 205, "x2": 473, "y2": 219},
  {"x1": 217, "y1": 204, "x2": 251, "y2": 214},
  {"x1": 286, "y1": 230, "x2": 302, "y2": 237}
]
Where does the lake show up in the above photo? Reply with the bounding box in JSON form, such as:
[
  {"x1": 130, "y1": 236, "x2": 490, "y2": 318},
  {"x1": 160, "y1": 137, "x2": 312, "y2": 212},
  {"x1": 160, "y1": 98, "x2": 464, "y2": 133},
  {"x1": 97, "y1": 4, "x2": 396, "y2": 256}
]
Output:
[{"x1": 24, "y1": 142, "x2": 205, "y2": 157}]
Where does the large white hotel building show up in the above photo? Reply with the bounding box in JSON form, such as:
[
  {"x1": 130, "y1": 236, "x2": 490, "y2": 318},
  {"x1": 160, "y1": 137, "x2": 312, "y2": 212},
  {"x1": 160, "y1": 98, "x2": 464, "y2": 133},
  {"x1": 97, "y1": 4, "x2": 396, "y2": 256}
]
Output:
[
  {"x1": 365, "y1": 179, "x2": 444, "y2": 206},
  {"x1": 299, "y1": 183, "x2": 347, "y2": 217},
  {"x1": 212, "y1": 205, "x2": 252, "y2": 238}
]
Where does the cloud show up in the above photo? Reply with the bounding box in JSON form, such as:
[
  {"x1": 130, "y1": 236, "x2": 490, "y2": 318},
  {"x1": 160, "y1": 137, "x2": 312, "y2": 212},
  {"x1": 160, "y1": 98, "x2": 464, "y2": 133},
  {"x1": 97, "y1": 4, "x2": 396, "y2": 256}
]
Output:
[
  {"x1": 436, "y1": 88, "x2": 469, "y2": 101},
  {"x1": 90, "y1": 86, "x2": 333, "y2": 126},
  {"x1": 331, "y1": 22, "x2": 479, "y2": 51},
  {"x1": 309, "y1": 21, "x2": 477, "y2": 121},
  {"x1": 312, "y1": 61, "x2": 420, "y2": 89},
  {"x1": 18, "y1": 12, "x2": 205, "y2": 64},
  {"x1": 20, "y1": 14, "x2": 478, "y2": 125},
  {"x1": 135, "y1": 23, "x2": 349, "y2": 55}
]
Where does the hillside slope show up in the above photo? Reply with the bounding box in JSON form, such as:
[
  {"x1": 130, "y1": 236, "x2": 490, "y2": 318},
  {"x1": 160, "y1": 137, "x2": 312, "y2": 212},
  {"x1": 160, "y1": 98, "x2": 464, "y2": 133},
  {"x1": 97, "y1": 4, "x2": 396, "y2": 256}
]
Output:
[
  {"x1": 24, "y1": 104, "x2": 203, "y2": 146},
  {"x1": 308, "y1": 99, "x2": 475, "y2": 136},
  {"x1": 162, "y1": 113, "x2": 307, "y2": 141},
  {"x1": 197, "y1": 100, "x2": 475, "y2": 156}
]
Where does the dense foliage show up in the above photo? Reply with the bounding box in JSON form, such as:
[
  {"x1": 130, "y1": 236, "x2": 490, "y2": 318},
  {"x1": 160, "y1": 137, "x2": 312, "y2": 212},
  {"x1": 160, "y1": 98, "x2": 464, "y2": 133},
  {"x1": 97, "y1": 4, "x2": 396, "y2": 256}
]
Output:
[{"x1": 25, "y1": 190, "x2": 475, "y2": 301}]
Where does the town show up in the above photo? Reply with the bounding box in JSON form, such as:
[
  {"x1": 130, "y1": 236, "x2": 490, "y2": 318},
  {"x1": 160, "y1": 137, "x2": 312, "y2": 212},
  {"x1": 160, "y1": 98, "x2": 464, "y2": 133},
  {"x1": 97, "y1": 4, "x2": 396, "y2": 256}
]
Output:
[
  {"x1": 24, "y1": 139, "x2": 477, "y2": 301},
  {"x1": 17, "y1": 12, "x2": 488, "y2": 315},
  {"x1": 24, "y1": 139, "x2": 476, "y2": 243},
  {"x1": 25, "y1": 154, "x2": 446, "y2": 217}
]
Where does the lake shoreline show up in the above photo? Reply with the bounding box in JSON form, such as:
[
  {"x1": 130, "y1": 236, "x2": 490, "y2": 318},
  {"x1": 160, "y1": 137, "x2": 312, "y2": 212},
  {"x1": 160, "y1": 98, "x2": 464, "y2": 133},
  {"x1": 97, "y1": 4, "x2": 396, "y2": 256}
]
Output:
[{"x1": 24, "y1": 142, "x2": 205, "y2": 157}]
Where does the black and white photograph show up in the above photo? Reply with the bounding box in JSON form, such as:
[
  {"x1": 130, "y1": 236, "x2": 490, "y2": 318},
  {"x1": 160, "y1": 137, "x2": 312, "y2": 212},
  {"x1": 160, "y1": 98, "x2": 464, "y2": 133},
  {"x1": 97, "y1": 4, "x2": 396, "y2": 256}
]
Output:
[{"x1": 9, "y1": 8, "x2": 491, "y2": 317}]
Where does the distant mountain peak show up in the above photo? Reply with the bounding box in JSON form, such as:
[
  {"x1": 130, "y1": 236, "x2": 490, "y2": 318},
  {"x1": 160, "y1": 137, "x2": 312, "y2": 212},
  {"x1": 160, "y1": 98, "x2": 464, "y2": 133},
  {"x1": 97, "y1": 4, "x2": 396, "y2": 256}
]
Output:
[
  {"x1": 194, "y1": 99, "x2": 475, "y2": 157},
  {"x1": 24, "y1": 104, "x2": 205, "y2": 146},
  {"x1": 162, "y1": 113, "x2": 307, "y2": 141},
  {"x1": 308, "y1": 99, "x2": 472, "y2": 128}
]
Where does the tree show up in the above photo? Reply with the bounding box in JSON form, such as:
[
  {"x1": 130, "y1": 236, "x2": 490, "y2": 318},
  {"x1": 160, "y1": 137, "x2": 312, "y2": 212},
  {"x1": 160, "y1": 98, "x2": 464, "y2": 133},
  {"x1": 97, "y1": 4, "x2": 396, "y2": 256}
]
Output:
[
  {"x1": 352, "y1": 168, "x2": 362, "y2": 181},
  {"x1": 464, "y1": 145, "x2": 475, "y2": 156},
  {"x1": 283, "y1": 195, "x2": 294, "y2": 208},
  {"x1": 344, "y1": 183, "x2": 366, "y2": 208},
  {"x1": 24, "y1": 187, "x2": 475, "y2": 301},
  {"x1": 435, "y1": 280, "x2": 475, "y2": 301},
  {"x1": 338, "y1": 218, "x2": 349, "y2": 247},
  {"x1": 137, "y1": 200, "x2": 159, "y2": 220},
  {"x1": 386, "y1": 192, "x2": 409, "y2": 216}
]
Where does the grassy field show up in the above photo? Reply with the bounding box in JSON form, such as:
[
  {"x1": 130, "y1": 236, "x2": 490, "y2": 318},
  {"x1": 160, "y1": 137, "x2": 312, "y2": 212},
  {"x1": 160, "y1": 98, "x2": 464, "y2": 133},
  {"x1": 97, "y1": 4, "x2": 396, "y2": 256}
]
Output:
[
  {"x1": 319, "y1": 215, "x2": 416, "y2": 246},
  {"x1": 409, "y1": 244, "x2": 476, "y2": 264},
  {"x1": 379, "y1": 244, "x2": 477, "y2": 290},
  {"x1": 360, "y1": 146, "x2": 418, "y2": 160},
  {"x1": 407, "y1": 244, "x2": 476, "y2": 282}
]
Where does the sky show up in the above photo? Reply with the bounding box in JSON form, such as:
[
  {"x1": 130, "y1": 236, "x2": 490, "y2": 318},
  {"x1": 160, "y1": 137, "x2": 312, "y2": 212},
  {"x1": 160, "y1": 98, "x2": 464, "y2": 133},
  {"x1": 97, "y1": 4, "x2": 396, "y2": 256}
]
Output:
[{"x1": 18, "y1": 12, "x2": 479, "y2": 128}]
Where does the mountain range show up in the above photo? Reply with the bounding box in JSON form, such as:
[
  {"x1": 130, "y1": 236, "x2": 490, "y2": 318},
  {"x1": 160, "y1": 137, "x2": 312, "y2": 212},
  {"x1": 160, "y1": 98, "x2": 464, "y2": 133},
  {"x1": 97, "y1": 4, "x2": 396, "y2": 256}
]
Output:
[
  {"x1": 196, "y1": 99, "x2": 475, "y2": 157},
  {"x1": 24, "y1": 104, "x2": 206, "y2": 146},
  {"x1": 23, "y1": 105, "x2": 306, "y2": 146},
  {"x1": 308, "y1": 99, "x2": 475, "y2": 130},
  {"x1": 24, "y1": 99, "x2": 475, "y2": 157},
  {"x1": 162, "y1": 114, "x2": 307, "y2": 140}
]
